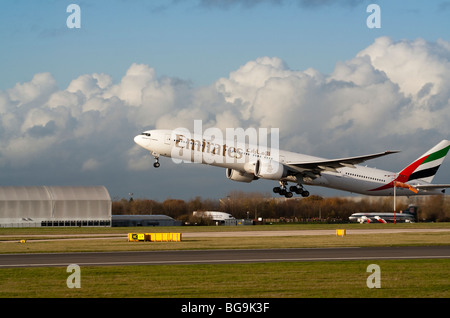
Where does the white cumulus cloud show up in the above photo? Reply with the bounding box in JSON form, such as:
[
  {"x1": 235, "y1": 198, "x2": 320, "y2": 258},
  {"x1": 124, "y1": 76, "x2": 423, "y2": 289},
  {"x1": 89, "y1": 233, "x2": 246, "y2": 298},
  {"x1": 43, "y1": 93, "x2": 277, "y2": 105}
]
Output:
[{"x1": 0, "y1": 37, "x2": 449, "y2": 197}]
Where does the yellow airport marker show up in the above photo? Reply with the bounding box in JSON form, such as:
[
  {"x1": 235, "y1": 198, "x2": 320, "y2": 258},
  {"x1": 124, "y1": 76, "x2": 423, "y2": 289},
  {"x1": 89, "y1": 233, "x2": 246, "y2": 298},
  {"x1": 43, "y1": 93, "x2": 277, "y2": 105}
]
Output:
[{"x1": 128, "y1": 233, "x2": 182, "y2": 242}]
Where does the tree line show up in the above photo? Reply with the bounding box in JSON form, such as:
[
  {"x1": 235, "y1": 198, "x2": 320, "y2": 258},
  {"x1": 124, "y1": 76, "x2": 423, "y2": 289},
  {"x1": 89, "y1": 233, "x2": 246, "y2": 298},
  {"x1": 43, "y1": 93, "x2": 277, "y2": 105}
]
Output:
[{"x1": 112, "y1": 191, "x2": 450, "y2": 223}]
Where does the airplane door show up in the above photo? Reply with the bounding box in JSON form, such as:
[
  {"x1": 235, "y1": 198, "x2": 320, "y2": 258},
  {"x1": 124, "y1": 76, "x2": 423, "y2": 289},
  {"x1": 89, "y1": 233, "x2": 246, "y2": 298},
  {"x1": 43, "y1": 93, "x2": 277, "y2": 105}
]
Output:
[{"x1": 164, "y1": 134, "x2": 171, "y2": 145}]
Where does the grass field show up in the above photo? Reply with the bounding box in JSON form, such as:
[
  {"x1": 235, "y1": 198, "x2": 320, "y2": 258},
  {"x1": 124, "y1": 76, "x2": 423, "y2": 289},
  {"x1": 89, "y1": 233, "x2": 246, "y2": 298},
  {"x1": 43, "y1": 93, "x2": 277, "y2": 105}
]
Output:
[
  {"x1": 1, "y1": 260, "x2": 449, "y2": 298},
  {"x1": 1, "y1": 223, "x2": 449, "y2": 298}
]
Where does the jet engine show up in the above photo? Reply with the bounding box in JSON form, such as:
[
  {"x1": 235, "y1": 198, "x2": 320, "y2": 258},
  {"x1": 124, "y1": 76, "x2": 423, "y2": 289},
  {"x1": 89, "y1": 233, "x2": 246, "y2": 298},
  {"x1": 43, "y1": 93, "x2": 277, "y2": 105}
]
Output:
[
  {"x1": 254, "y1": 160, "x2": 287, "y2": 180},
  {"x1": 226, "y1": 168, "x2": 257, "y2": 183},
  {"x1": 243, "y1": 161, "x2": 257, "y2": 174}
]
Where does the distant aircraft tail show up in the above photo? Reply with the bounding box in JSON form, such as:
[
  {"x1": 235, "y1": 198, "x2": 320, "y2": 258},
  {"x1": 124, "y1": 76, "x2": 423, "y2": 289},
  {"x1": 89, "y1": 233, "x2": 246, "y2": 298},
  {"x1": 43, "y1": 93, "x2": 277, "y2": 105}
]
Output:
[{"x1": 397, "y1": 140, "x2": 450, "y2": 183}]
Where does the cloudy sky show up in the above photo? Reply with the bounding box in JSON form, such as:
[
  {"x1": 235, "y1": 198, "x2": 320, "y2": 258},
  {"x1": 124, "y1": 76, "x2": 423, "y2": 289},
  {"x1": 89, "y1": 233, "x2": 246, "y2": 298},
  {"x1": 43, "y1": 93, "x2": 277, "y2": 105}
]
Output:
[{"x1": 1, "y1": 0, "x2": 449, "y2": 201}]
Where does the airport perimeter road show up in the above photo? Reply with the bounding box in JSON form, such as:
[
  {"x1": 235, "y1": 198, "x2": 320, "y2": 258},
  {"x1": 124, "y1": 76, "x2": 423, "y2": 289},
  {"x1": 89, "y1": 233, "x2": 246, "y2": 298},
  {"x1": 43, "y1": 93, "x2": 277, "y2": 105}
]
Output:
[
  {"x1": 1, "y1": 228, "x2": 449, "y2": 242},
  {"x1": 1, "y1": 246, "x2": 449, "y2": 268}
]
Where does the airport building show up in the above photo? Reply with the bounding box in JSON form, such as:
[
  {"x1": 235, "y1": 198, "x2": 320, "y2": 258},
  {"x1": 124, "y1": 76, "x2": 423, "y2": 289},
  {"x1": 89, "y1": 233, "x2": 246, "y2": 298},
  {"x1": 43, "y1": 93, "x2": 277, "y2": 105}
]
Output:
[
  {"x1": 0, "y1": 186, "x2": 112, "y2": 228},
  {"x1": 111, "y1": 215, "x2": 182, "y2": 227}
]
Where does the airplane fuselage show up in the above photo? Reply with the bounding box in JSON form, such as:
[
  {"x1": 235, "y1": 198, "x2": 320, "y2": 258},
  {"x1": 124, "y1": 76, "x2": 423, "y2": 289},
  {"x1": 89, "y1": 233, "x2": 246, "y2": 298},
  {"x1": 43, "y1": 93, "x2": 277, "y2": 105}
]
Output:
[
  {"x1": 348, "y1": 212, "x2": 416, "y2": 223},
  {"x1": 134, "y1": 129, "x2": 448, "y2": 197}
]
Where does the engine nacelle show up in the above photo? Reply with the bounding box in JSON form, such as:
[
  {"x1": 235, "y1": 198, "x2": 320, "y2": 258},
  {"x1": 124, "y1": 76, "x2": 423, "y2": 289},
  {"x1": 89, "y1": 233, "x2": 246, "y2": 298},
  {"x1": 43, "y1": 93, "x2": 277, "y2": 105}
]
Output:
[
  {"x1": 226, "y1": 168, "x2": 256, "y2": 183},
  {"x1": 254, "y1": 160, "x2": 287, "y2": 180},
  {"x1": 243, "y1": 161, "x2": 257, "y2": 174}
]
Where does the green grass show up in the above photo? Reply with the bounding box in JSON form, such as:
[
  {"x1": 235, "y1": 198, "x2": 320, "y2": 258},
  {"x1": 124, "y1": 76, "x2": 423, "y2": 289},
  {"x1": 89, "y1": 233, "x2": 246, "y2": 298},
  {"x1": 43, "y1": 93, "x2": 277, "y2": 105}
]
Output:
[
  {"x1": 1, "y1": 259, "x2": 449, "y2": 298},
  {"x1": 1, "y1": 223, "x2": 449, "y2": 298}
]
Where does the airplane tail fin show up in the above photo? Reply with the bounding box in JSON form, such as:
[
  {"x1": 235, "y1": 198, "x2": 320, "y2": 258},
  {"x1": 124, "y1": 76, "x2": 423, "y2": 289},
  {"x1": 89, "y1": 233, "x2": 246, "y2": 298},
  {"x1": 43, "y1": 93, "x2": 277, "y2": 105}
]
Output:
[{"x1": 397, "y1": 140, "x2": 450, "y2": 183}]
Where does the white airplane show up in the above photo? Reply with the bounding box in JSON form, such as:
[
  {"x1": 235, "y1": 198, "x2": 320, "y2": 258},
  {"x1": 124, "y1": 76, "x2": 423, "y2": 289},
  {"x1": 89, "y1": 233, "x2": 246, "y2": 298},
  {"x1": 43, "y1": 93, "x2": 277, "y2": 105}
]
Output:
[
  {"x1": 192, "y1": 211, "x2": 236, "y2": 222},
  {"x1": 348, "y1": 212, "x2": 416, "y2": 224},
  {"x1": 134, "y1": 129, "x2": 450, "y2": 198}
]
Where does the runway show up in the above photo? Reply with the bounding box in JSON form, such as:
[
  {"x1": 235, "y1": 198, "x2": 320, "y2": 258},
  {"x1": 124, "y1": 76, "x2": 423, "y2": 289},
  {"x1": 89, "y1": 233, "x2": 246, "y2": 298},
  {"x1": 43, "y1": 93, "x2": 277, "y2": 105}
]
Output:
[{"x1": 1, "y1": 246, "x2": 449, "y2": 268}]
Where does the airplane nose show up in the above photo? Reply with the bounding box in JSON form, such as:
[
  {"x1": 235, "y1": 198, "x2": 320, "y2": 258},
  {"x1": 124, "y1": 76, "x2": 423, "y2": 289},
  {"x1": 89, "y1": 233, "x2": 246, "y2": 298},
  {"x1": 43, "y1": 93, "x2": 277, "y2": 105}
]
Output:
[
  {"x1": 134, "y1": 135, "x2": 146, "y2": 147},
  {"x1": 134, "y1": 132, "x2": 156, "y2": 150},
  {"x1": 134, "y1": 135, "x2": 141, "y2": 145}
]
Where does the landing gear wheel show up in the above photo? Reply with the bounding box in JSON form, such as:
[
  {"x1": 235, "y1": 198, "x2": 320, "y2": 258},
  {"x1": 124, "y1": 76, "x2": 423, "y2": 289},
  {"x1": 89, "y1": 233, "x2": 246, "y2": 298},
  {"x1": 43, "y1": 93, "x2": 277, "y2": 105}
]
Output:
[
  {"x1": 151, "y1": 151, "x2": 160, "y2": 168},
  {"x1": 290, "y1": 185, "x2": 306, "y2": 195},
  {"x1": 275, "y1": 182, "x2": 310, "y2": 197},
  {"x1": 274, "y1": 181, "x2": 307, "y2": 198},
  {"x1": 285, "y1": 192, "x2": 293, "y2": 198}
]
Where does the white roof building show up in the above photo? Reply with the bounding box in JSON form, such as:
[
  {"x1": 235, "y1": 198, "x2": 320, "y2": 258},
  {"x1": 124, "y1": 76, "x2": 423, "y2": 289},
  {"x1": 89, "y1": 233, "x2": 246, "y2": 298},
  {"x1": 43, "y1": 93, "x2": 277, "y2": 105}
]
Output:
[{"x1": 0, "y1": 186, "x2": 111, "y2": 227}]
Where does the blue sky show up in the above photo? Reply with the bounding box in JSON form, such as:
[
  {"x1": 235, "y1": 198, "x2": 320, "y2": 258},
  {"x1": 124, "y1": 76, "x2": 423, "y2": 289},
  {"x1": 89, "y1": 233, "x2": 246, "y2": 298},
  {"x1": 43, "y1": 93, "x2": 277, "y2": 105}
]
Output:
[
  {"x1": 2, "y1": 0, "x2": 448, "y2": 89},
  {"x1": 1, "y1": 0, "x2": 450, "y2": 201}
]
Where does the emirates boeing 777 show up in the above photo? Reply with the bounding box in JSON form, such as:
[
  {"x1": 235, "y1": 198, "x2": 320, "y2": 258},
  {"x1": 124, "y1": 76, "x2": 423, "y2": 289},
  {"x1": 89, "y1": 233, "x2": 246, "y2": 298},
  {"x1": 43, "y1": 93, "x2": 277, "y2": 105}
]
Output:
[{"x1": 134, "y1": 129, "x2": 450, "y2": 198}]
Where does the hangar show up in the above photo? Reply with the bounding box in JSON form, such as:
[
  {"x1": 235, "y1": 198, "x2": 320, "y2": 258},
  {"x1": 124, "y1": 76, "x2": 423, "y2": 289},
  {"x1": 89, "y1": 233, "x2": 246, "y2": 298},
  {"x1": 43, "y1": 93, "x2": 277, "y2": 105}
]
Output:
[{"x1": 0, "y1": 186, "x2": 112, "y2": 228}]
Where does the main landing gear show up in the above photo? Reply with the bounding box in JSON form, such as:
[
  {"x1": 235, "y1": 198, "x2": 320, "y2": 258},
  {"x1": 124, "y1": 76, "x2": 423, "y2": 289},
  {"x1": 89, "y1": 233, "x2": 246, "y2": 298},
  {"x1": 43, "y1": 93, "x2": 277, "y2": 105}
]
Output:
[{"x1": 273, "y1": 181, "x2": 310, "y2": 198}]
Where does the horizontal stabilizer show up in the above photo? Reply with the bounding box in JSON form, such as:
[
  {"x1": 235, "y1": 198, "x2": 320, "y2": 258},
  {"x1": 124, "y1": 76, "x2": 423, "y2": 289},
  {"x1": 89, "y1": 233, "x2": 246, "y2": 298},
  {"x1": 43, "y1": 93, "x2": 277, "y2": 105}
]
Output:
[{"x1": 415, "y1": 184, "x2": 450, "y2": 189}]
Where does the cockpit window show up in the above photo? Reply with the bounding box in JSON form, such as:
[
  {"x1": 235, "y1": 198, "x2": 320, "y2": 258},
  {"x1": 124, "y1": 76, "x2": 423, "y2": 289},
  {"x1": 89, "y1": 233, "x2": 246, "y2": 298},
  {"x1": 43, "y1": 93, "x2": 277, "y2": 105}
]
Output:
[{"x1": 141, "y1": 132, "x2": 151, "y2": 137}]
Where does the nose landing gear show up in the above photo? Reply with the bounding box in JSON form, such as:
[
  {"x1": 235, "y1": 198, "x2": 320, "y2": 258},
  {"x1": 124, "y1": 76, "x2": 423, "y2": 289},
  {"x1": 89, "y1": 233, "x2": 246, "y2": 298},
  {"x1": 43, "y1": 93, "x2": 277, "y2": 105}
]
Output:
[{"x1": 152, "y1": 152, "x2": 160, "y2": 168}]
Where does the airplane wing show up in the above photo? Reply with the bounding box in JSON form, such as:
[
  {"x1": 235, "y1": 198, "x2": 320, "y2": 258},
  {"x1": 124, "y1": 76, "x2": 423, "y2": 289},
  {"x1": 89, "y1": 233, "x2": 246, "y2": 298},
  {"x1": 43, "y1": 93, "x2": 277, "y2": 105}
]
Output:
[{"x1": 286, "y1": 151, "x2": 400, "y2": 175}]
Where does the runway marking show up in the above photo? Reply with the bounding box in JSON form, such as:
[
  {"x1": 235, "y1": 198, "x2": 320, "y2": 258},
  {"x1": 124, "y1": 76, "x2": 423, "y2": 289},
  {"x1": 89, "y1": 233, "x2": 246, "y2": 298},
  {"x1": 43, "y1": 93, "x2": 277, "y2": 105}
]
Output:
[{"x1": 2, "y1": 255, "x2": 449, "y2": 268}]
